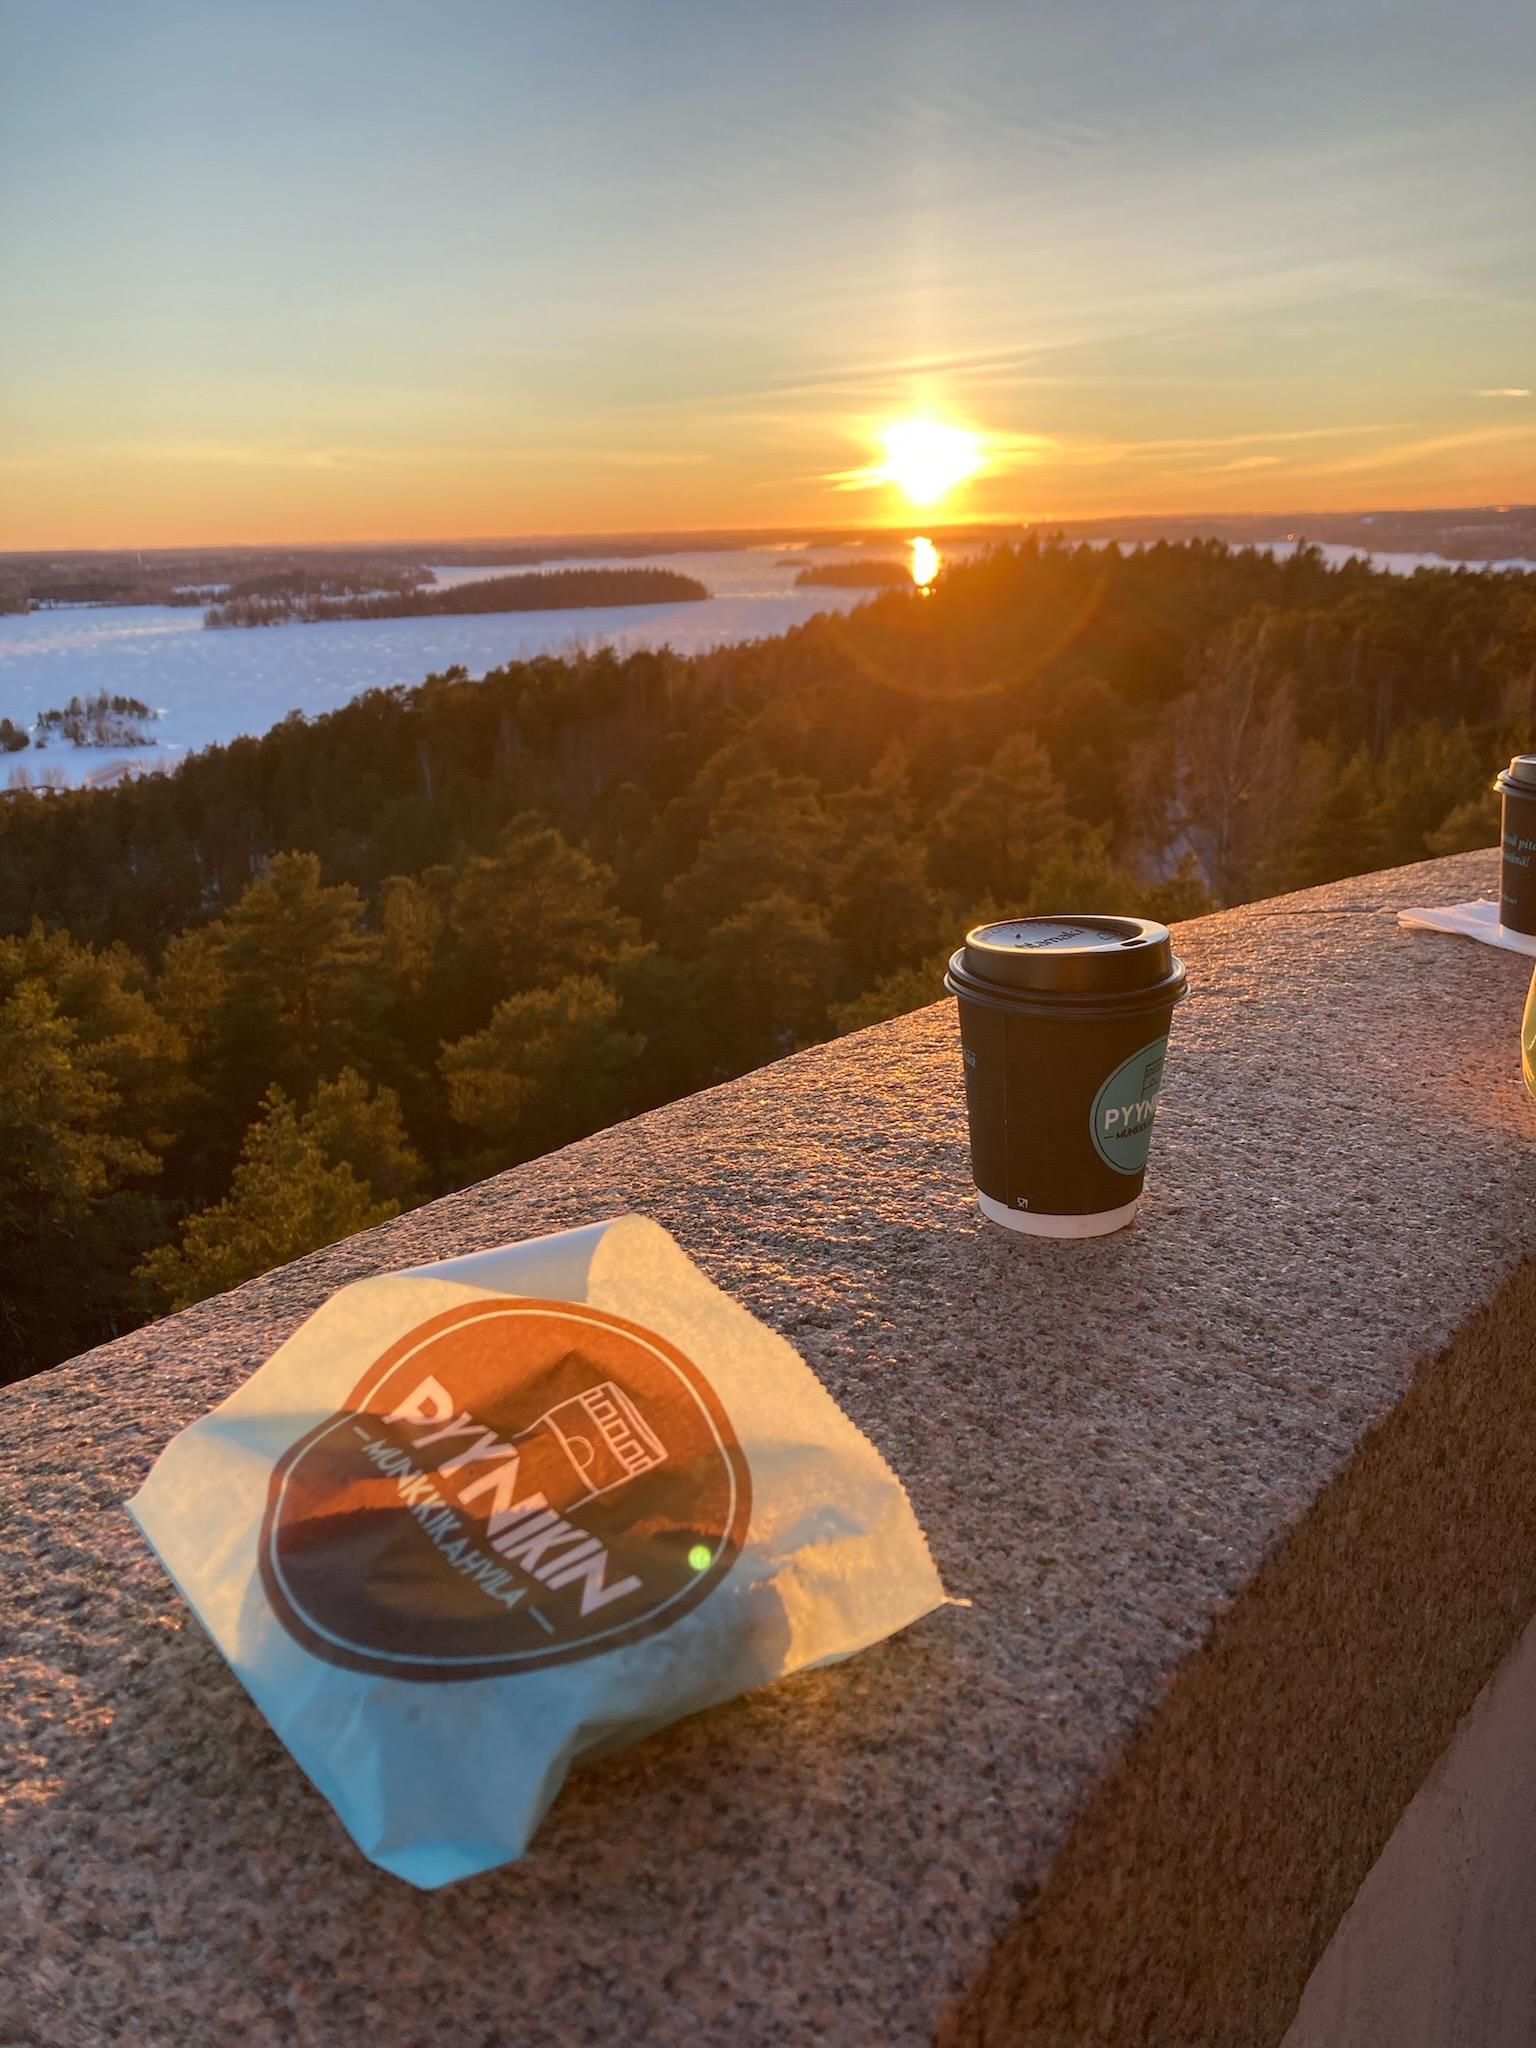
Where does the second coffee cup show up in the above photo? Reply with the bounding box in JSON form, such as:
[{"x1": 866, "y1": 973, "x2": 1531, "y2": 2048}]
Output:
[
  {"x1": 945, "y1": 915, "x2": 1188, "y2": 1238},
  {"x1": 1495, "y1": 754, "x2": 1536, "y2": 938}
]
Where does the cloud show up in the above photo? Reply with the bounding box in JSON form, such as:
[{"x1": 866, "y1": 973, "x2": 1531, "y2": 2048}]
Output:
[
  {"x1": 1, "y1": 442, "x2": 380, "y2": 476},
  {"x1": 1038, "y1": 421, "x2": 1413, "y2": 470},
  {"x1": 451, "y1": 446, "x2": 716, "y2": 470},
  {"x1": 95, "y1": 441, "x2": 402, "y2": 472},
  {"x1": 552, "y1": 449, "x2": 714, "y2": 469},
  {"x1": 21, "y1": 440, "x2": 716, "y2": 477},
  {"x1": 809, "y1": 417, "x2": 1426, "y2": 496},
  {"x1": 1300, "y1": 424, "x2": 1536, "y2": 478},
  {"x1": 1471, "y1": 388, "x2": 1530, "y2": 398}
]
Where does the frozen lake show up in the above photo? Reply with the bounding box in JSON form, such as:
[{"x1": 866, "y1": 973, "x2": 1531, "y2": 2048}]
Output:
[
  {"x1": 1, "y1": 536, "x2": 1529, "y2": 789},
  {"x1": 0, "y1": 547, "x2": 901, "y2": 789},
  {"x1": 1250, "y1": 538, "x2": 1536, "y2": 578}
]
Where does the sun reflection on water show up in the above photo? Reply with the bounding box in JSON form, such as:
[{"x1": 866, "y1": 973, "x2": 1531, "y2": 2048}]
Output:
[{"x1": 911, "y1": 536, "x2": 939, "y2": 589}]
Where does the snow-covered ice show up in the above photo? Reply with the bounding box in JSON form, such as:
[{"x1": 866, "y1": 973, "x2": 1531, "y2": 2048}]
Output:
[{"x1": 0, "y1": 550, "x2": 877, "y2": 789}]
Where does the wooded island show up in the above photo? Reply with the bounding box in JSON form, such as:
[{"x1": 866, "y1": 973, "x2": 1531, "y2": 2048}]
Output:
[{"x1": 204, "y1": 566, "x2": 709, "y2": 628}]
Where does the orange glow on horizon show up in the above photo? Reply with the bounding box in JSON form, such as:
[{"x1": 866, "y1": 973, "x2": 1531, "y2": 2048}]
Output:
[{"x1": 5, "y1": 412, "x2": 1535, "y2": 551}]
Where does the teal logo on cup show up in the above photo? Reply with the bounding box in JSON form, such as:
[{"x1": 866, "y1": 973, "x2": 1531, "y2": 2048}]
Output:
[{"x1": 1091, "y1": 1038, "x2": 1169, "y2": 1174}]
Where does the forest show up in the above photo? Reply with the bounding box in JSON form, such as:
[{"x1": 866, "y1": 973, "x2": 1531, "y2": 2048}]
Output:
[{"x1": 1, "y1": 536, "x2": 1531, "y2": 1382}]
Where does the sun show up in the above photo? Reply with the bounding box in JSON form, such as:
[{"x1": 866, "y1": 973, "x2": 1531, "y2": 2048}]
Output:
[{"x1": 875, "y1": 418, "x2": 983, "y2": 508}]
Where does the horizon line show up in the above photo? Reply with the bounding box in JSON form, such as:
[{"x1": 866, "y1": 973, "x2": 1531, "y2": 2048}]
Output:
[{"x1": 3, "y1": 500, "x2": 1531, "y2": 559}]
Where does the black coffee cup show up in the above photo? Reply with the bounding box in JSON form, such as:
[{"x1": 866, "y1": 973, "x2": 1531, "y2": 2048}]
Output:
[
  {"x1": 945, "y1": 916, "x2": 1188, "y2": 1238},
  {"x1": 1495, "y1": 755, "x2": 1536, "y2": 937}
]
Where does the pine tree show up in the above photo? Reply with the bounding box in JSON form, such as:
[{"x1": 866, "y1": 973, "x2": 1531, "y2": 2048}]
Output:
[
  {"x1": 693, "y1": 891, "x2": 837, "y2": 1070},
  {"x1": 825, "y1": 831, "x2": 944, "y2": 990},
  {"x1": 440, "y1": 975, "x2": 644, "y2": 1173},
  {"x1": 449, "y1": 815, "x2": 644, "y2": 997},
  {"x1": 0, "y1": 929, "x2": 176, "y2": 1377},
  {"x1": 1373, "y1": 722, "x2": 1484, "y2": 868},
  {"x1": 828, "y1": 953, "x2": 952, "y2": 1035},
  {"x1": 217, "y1": 851, "x2": 387, "y2": 1092},
  {"x1": 660, "y1": 768, "x2": 832, "y2": 948},
  {"x1": 300, "y1": 1067, "x2": 425, "y2": 1204},
  {"x1": 930, "y1": 732, "x2": 1074, "y2": 900},
  {"x1": 0, "y1": 981, "x2": 146, "y2": 1234},
  {"x1": 2, "y1": 920, "x2": 182, "y2": 1150},
  {"x1": 1283, "y1": 748, "x2": 1383, "y2": 891},
  {"x1": 1426, "y1": 790, "x2": 1500, "y2": 857},
  {"x1": 157, "y1": 853, "x2": 390, "y2": 1184},
  {"x1": 379, "y1": 873, "x2": 445, "y2": 996},
  {"x1": 135, "y1": 1076, "x2": 417, "y2": 1313}
]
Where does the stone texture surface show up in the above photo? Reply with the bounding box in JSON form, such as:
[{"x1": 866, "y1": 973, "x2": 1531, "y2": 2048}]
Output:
[{"x1": 4, "y1": 850, "x2": 1536, "y2": 2048}]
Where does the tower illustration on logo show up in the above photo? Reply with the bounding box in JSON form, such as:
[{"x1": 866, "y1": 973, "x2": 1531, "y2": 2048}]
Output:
[{"x1": 514, "y1": 1379, "x2": 667, "y2": 1517}]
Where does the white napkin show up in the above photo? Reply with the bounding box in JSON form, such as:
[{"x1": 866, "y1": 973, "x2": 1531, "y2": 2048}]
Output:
[
  {"x1": 1396, "y1": 898, "x2": 1536, "y2": 958},
  {"x1": 129, "y1": 1215, "x2": 946, "y2": 1888}
]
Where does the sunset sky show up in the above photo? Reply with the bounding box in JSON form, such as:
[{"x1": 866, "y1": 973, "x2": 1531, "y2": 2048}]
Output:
[{"x1": 2, "y1": 0, "x2": 1532, "y2": 548}]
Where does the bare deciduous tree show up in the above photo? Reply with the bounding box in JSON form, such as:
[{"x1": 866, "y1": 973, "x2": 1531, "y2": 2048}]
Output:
[{"x1": 1172, "y1": 612, "x2": 1302, "y2": 902}]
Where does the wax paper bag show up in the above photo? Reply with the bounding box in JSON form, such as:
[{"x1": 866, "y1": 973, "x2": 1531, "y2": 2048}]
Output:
[{"x1": 128, "y1": 1214, "x2": 944, "y2": 1888}]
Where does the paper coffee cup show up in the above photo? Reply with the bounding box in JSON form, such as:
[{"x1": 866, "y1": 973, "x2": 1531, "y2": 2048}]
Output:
[
  {"x1": 1495, "y1": 756, "x2": 1536, "y2": 938},
  {"x1": 945, "y1": 916, "x2": 1188, "y2": 1239}
]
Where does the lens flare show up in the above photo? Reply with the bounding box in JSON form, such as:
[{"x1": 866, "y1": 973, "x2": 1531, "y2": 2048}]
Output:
[
  {"x1": 876, "y1": 419, "x2": 982, "y2": 507},
  {"x1": 911, "y1": 536, "x2": 939, "y2": 587}
]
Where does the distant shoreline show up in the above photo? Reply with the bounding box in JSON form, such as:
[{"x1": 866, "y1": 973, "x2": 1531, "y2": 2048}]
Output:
[{"x1": 5, "y1": 509, "x2": 1535, "y2": 612}]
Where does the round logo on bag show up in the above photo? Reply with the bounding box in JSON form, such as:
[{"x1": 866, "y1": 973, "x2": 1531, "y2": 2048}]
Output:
[{"x1": 259, "y1": 1297, "x2": 752, "y2": 1681}]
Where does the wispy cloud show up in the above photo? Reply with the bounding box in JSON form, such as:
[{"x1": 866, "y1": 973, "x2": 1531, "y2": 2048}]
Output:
[
  {"x1": 813, "y1": 418, "x2": 1417, "y2": 492},
  {"x1": 98, "y1": 441, "x2": 401, "y2": 472},
  {"x1": 1038, "y1": 421, "x2": 1413, "y2": 470},
  {"x1": 1301, "y1": 424, "x2": 1536, "y2": 478},
  {"x1": 541, "y1": 449, "x2": 714, "y2": 469},
  {"x1": 1471, "y1": 388, "x2": 1530, "y2": 398},
  {"x1": 0, "y1": 442, "x2": 380, "y2": 476},
  {"x1": 1114, "y1": 421, "x2": 1410, "y2": 457},
  {"x1": 9, "y1": 439, "x2": 716, "y2": 476}
]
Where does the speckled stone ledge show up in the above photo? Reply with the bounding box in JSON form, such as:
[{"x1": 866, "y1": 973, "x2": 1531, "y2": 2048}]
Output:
[{"x1": 4, "y1": 850, "x2": 1535, "y2": 2048}]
